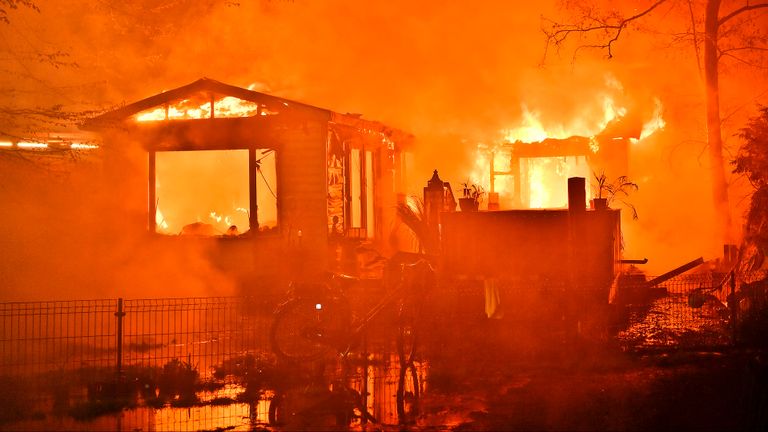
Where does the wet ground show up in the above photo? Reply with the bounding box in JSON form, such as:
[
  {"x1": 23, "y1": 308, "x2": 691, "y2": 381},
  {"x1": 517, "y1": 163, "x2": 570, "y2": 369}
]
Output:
[
  {"x1": 3, "y1": 335, "x2": 767, "y2": 431},
  {"x1": 418, "y1": 319, "x2": 768, "y2": 431},
  {"x1": 2, "y1": 289, "x2": 766, "y2": 431}
]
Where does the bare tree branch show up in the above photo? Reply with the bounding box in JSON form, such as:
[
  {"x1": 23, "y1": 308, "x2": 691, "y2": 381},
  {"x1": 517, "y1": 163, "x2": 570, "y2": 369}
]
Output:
[
  {"x1": 720, "y1": 51, "x2": 768, "y2": 69},
  {"x1": 687, "y1": 0, "x2": 703, "y2": 77},
  {"x1": 543, "y1": 0, "x2": 669, "y2": 58},
  {"x1": 718, "y1": 1, "x2": 768, "y2": 26},
  {"x1": 0, "y1": 0, "x2": 39, "y2": 25}
]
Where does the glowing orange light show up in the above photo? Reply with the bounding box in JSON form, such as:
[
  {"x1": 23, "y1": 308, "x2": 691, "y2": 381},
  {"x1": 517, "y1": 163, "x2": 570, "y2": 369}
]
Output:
[
  {"x1": 17, "y1": 141, "x2": 48, "y2": 149},
  {"x1": 633, "y1": 97, "x2": 665, "y2": 143},
  {"x1": 71, "y1": 142, "x2": 99, "y2": 149},
  {"x1": 471, "y1": 80, "x2": 662, "y2": 210},
  {"x1": 135, "y1": 91, "x2": 264, "y2": 123}
]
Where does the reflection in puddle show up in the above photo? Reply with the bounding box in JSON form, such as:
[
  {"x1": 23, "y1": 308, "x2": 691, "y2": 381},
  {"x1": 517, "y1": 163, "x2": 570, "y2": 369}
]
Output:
[{"x1": 1, "y1": 353, "x2": 428, "y2": 431}]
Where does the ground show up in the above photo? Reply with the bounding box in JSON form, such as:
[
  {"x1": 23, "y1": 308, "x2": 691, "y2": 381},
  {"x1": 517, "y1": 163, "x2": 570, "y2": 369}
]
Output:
[{"x1": 416, "y1": 321, "x2": 768, "y2": 431}]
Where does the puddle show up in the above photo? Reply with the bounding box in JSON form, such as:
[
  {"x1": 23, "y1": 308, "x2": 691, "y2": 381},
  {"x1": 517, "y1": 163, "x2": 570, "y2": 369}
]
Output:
[{"x1": 0, "y1": 353, "x2": 428, "y2": 431}]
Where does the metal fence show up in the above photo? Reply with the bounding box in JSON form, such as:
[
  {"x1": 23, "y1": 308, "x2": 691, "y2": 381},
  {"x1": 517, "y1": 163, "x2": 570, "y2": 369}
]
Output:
[
  {"x1": 0, "y1": 297, "x2": 272, "y2": 379},
  {"x1": 617, "y1": 273, "x2": 734, "y2": 351},
  {"x1": 0, "y1": 295, "x2": 421, "y2": 431},
  {"x1": 0, "y1": 296, "x2": 275, "y2": 430}
]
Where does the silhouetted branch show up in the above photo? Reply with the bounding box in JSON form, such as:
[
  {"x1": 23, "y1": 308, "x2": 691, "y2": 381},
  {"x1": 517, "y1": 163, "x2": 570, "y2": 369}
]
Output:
[
  {"x1": 0, "y1": 0, "x2": 39, "y2": 24},
  {"x1": 687, "y1": 0, "x2": 703, "y2": 76},
  {"x1": 719, "y1": 2, "x2": 768, "y2": 26},
  {"x1": 543, "y1": 0, "x2": 668, "y2": 59}
]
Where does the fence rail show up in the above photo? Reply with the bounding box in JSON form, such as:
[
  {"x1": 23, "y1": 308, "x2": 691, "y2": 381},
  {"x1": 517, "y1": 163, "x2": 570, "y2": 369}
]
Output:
[
  {"x1": 0, "y1": 295, "x2": 415, "y2": 430},
  {"x1": 0, "y1": 297, "x2": 271, "y2": 380}
]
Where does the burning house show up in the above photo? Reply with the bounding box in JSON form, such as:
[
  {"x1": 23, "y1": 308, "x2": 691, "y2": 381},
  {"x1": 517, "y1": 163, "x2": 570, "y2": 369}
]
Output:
[{"x1": 81, "y1": 78, "x2": 415, "y2": 285}]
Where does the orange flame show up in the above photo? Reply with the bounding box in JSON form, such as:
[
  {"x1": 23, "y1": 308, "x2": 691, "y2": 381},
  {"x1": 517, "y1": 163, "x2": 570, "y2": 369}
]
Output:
[
  {"x1": 135, "y1": 91, "x2": 264, "y2": 122},
  {"x1": 472, "y1": 82, "x2": 664, "y2": 210}
]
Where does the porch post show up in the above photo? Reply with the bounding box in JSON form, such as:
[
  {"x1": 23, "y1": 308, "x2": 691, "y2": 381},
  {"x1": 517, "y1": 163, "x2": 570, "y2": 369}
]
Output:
[
  {"x1": 249, "y1": 147, "x2": 259, "y2": 231},
  {"x1": 148, "y1": 150, "x2": 156, "y2": 232}
]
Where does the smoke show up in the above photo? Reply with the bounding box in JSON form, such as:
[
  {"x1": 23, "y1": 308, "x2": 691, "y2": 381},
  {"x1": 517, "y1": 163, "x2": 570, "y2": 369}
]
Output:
[{"x1": 1, "y1": 0, "x2": 767, "y2": 299}]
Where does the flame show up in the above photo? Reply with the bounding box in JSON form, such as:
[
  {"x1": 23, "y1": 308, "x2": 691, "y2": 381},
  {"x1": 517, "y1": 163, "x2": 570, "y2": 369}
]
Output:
[
  {"x1": 0, "y1": 140, "x2": 98, "y2": 150},
  {"x1": 633, "y1": 97, "x2": 665, "y2": 143},
  {"x1": 70, "y1": 142, "x2": 99, "y2": 149},
  {"x1": 474, "y1": 87, "x2": 647, "y2": 209},
  {"x1": 156, "y1": 207, "x2": 170, "y2": 231},
  {"x1": 528, "y1": 161, "x2": 548, "y2": 208},
  {"x1": 502, "y1": 106, "x2": 550, "y2": 143},
  {"x1": 135, "y1": 91, "x2": 264, "y2": 122},
  {"x1": 17, "y1": 141, "x2": 48, "y2": 149}
]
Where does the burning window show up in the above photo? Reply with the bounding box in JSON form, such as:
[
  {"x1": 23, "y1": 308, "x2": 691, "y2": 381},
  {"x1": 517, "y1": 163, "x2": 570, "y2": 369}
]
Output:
[
  {"x1": 133, "y1": 92, "x2": 273, "y2": 122},
  {"x1": 348, "y1": 148, "x2": 375, "y2": 238},
  {"x1": 154, "y1": 149, "x2": 277, "y2": 236}
]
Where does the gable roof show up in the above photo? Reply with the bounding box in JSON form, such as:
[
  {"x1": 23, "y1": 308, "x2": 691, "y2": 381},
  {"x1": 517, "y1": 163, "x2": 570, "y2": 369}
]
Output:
[
  {"x1": 81, "y1": 77, "x2": 329, "y2": 130},
  {"x1": 81, "y1": 77, "x2": 415, "y2": 149}
]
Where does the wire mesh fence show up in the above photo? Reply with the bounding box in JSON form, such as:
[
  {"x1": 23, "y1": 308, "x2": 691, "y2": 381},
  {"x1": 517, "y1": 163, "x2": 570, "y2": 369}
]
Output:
[
  {"x1": 0, "y1": 296, "x2": 274, "y2": 430},
  {"x1": 0, "y1": 295, "x2": 423, "y2": 431},
  {"x1": 616, "y1": 273, "x2": 734, "y2": 351}
]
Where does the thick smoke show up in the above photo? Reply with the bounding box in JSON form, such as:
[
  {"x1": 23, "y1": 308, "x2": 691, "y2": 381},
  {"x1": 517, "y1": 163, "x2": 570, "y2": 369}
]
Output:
[{"x1": 1, "y1": 0, "x2": 767, "y2": 300}]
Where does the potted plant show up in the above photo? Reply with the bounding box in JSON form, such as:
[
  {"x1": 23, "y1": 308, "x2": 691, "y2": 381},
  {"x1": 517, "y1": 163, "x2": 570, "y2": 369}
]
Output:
[
  {"x1": 459, "y1": 182, "x2": 484, "y2": 212},
  {"x1": 591, "y1": 171, "x2": 639, "y2": 219}
]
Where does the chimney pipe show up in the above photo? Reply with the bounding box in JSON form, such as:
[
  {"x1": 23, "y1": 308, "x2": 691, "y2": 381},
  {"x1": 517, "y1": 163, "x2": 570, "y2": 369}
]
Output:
[{"x1": 567, "y1": 177, "x2": 586, "y2": 212}]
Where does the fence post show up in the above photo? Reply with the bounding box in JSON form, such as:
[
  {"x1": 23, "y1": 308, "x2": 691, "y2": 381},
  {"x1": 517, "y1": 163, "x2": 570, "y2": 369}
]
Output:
[
  {"x1": 115, "y1": 298, "x2": 125, "y2": 374},
  {"x1": 729, "y1": 272, "x2": 738, "y2": 346}
]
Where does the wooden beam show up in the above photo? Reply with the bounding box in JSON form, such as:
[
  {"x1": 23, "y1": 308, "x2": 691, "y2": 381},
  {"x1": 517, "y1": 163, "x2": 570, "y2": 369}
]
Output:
[{"x1": 148, "y1": 151, "x2": 157, "y2": 233}]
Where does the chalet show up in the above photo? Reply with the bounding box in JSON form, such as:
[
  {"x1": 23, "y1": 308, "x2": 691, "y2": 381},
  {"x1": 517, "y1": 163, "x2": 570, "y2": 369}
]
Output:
[{"x1": 81, "y1": 78, "x2": 415, "y2": 284}]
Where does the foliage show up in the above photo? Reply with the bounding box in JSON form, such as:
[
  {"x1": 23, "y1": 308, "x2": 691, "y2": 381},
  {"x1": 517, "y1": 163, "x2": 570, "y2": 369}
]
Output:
[
  {"x1": 396, "y1": 196, "x2": 439, "y2": 255},
  {"x1": 733, "y1": 106, "x2": 768, "y2": 272},
  {"x1": 461, "y1": 182, "x2": 484, "y2": 203},
  {"x1": 157, "y1": 358, "x2": 200, "y2": 407},
  {"x1": 733, "y1": 106, "x2": 768, "y2": 190},
  {"x1": 592, "y1": 170, "x2": 639, "y2": 219}
]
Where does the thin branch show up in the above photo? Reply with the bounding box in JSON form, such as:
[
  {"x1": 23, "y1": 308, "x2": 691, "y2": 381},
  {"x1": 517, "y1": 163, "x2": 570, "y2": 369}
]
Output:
[
  {"x1": 719, "y1": 2, "x2": 768, "y2": 26},
  {"x1": 720, "y1": 45, "x2": 768, "y2": 56},
  {"x1": 720, "y1": 51, "x2": 768, "y2": 69},
  {"x1": 543, "y1": 0, "x2": 668, "y2": 58},
  {"x1": 687, "y1": 0, "x2": 703, "y2": 78}
]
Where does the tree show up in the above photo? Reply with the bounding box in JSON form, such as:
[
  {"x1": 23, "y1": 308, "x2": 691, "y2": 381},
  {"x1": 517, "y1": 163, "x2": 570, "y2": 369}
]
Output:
[
  {"x1": 543, "y1": 0, "x2": 768, "y2": 244},
  {"x1": 732, "y1": 105, "x2": 768, "y2": 271},
  {"x1": 0, "y1": 0, "x2": 228, "y2": 157}
]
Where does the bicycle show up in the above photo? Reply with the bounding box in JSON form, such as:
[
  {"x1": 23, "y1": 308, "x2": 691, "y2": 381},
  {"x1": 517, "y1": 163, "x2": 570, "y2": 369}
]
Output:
[{"x1": 268, "y1": 252, "x2": 435, "y2": 425}]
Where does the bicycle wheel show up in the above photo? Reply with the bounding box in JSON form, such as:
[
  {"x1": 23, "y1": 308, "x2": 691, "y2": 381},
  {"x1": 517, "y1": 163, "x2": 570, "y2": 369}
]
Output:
[
  {"x1": 396, "y1": 361, "x2": 420, "y2": 423},
  {"x1": 270, "y1": 297, "x2": 351, "y2": 363}
]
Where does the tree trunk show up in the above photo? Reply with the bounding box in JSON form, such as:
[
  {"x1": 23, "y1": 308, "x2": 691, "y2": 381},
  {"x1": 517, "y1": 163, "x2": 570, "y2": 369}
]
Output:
[{"x1": 704, "y1": 0, "x2": 733, "y2": 244}]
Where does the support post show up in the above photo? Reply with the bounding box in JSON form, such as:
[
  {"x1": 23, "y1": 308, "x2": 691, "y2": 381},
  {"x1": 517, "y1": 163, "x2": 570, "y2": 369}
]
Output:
[
  {"x1": 115, "y1": 298, "x2": 125, "y2": 375},
  {"x1": 729, "y1": 271, "x2": 738, "y2": 346},
  {"x1": 249, "y1": 147, "x2": 259, "y2": 231},
  {"x1": 148, "y1": 151, "x2": 157, "y2": 233}
]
